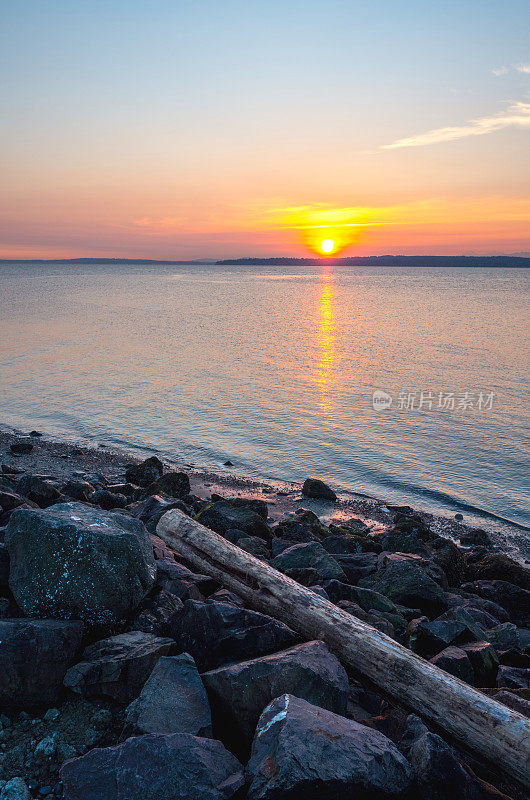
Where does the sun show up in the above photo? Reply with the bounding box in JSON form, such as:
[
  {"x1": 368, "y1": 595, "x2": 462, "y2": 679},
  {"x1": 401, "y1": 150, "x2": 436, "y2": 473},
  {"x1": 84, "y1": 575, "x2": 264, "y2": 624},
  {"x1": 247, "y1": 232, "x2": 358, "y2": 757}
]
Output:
[{"x1": 320, "y1": 238, "x2": 335, "y2": 254}]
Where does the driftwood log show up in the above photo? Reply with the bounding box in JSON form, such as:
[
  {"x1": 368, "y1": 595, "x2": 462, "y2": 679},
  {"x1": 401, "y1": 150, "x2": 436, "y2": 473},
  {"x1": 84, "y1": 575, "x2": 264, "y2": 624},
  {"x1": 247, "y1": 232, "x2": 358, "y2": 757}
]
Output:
[{"x1": 157, "y1": 509, "x2": 530, "y2": 789}]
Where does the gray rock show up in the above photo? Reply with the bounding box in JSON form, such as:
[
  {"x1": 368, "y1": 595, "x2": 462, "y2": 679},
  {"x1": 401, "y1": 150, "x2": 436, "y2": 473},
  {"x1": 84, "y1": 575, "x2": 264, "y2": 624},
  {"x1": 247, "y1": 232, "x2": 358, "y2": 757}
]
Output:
[
  {"x1": 5, "y1": 502, "x2": 156, "y2": 625},
  {"x1": 88, "y1": 489, "x2": 127, "y2": 510},
  {"x1": 0, "y1": 778, "x2": 31, "y2": 800},
  {"x1": 203, "y1": 641, "x2": 348, "y2": 749},
  {"x1": 236, "y1": 536, "x2": 270, "y2": 560},
  {"x1": 168, "y1": 600, "x2": 298, "y2": 672},
  {"x1": 460, "y1": 642, "x2": 499, "y2": 687},
  {"x1": 0, "y1": 618, "x2": 83, "y2": 708},
  {"x1": 125, "y1": 456, "x2": 164, "y2": 487},
  {"x1": 359, "y1": 559, "x2": 447, "y2": 617},
  {"x1": 60, "y1": 733, "x2": 244, "y2": 800},
  {"x1": 429, "y1": 647, "x2": 474, "y2": 684},
  {"x1": 16, "y1": 475, "x2": 60, "y2": 508},
  {"x1": 146, "y1": 472, "x2": 190, "y2": 498},
  {"x1": 247, "y1": 694, "x2": 412, "y2": 799},
  {"x1": 272, "y1": 541, "x2": 347, "y2": 582},
  {"x1": 273, "y1": 510, "x2": 329, "y2": 543},
  {"x1": 302, "y1": 478, "x2": 337, "y2": 501},
  {"x1": 196, "y1": 501, "x2": 272, "y2": 542},
  {"x1": 63, "y1": 631, "x2": 176, "y2": 702},
  {"x1": 496, "y1": 665, "x2": 530, "y2": 689},
  {"x1": 407, "y1": 728, "x2": 486, "y2": 800},
  {"x1": 125, "y1": 653, "x2": 212, "y2": 737}
]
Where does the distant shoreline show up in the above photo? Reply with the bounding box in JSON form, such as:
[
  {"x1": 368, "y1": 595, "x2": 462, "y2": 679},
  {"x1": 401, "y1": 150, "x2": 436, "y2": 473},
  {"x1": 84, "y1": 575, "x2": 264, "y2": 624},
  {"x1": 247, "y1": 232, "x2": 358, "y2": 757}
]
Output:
[{"x1": 0, "y1": 255, "x2": 529, "y2": 267}]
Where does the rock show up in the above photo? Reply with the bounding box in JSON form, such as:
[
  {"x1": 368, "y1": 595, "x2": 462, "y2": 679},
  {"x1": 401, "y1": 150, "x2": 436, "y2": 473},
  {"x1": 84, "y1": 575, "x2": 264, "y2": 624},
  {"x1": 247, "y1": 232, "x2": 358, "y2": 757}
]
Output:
[
  {"x1": 5, "y1": 502, "x2": 156, "y2": 625},
  {"x1": 197, "y1": 501, "x2": 272, "y2": 542},
  {"x1": 1, "y1": 464, "x2": 24, "y2": 475},
  {"x1": 498, "y1": 648, "x2": 530, "y2": 667},
  {"x1": 168, "y1": 600, "x2": 298, "y2": 672},
  {"x1": 0, "y1": 619, "x2": 83, "y2": 708},
  {"x1": 61, "y1": 480, "x2": 95, "y2": 501},
  {"x1": 146, "y1": 472, "x2": 190, "y2": 498},
  {"x1": 155, "y1": 558, "x2": 218, "y2": 598},
  {"x1": 409, "y1": 616, "x2": 475, "y2": 658},
  {"x1": 125, "y1": 653, "x2": 212, "y2": 737},
  {"x1": 429, "y1": 647, "x2": 474, "y2": 684},
  {"x1": 428, "y1": 537, "x2": 466, "y2": 586},
  {"x1": 273, "y1": 510, "x2": 328, "y2": 543},
  {"x1": 34, "y1": 735, "x2": 57, "y2": 763},
  {"x1": 301, "y1": 477, "x2": 337, "y2": 501},
  {"x1": 460, "y1": 642, "x2": 499, "y2": 687},
  {"x1": 124, "y1": 456, "x2": 164, "y2": 487},
  {"x1": 246, "y1": 694, "x2": 412, "y2": 799},
  {"x1": 271, "y1": 542, "x2": 347, "y2": 582},
  {"x1": 16, "y1": 475, "x2": 60, "y2": 508},
  {"x1": 406, "y1": 728, "x2": 489, "y2": 800},
  {"x1": 60, "y1": 733, "x2": 244, "y2": 800},
  {"x1": 333, "y1": 552, "x2": 379, "y2": 583},
  {"x1": 496, "y1": 666, "x2": 530, "y2": 689},
  {"x1": 9, "y1": 442, "x2": 33, "y2": 456},
  {"x1": 379, "y1": 530, "x2": 430, "y2": 557},
  {"x1": 494, "y1": 690, "x2": 530, "y2": 717},
  {"x1": 0, "y1": 491, "x2": 27, "y2": 513},
  {"x1": 359, "y1": 560, "x2": 447, "y2": 617},
  {"x1": 0, "y1": 544, "x2": 10, "y2": 594},
  {"x1": 203, "y1": 641, "x2": 349, "y2": 750},
  {"x1": 236, "y1": 536, "x2": 270, "y2": 559},
  {"x1": 461, "y1": 580, "x2": 530, "y2": 625},
  {"x1": 29, "y1": 431, "x2": 42, "y2": 437},
  {"x1": 130, "y1": 495, "x2": 187, "y2": 533},
  {"x1": 469, "y1": 554, "x2": 530, "y2": 591},
  {"x1": 337, "y1": 601, "x2": 396, "y2": 638},
  {"x1": 487, "y1": 622, "x2": 522, "y2": 651},
  {"x1": 129, "y1": 589, "x2": 185, "y2": 638},
  {"x1": 0, "y1": 778, "x2": 31, "y2": 800},
  {"x1": 88, "y1": 489, "x2": 127, "y2": 510},
  {"x1": 322, "y1": 533, "x2": 380, "y2": 555},
  {"x1": 63, "y1": 631, "x2": 175, "y2": 702},
  {"x1": 459, "y1": 528, "x2": 492, "y2": 547},
  {"x1": 210, "y1": 588, "x2": 245, "y2": 606}
]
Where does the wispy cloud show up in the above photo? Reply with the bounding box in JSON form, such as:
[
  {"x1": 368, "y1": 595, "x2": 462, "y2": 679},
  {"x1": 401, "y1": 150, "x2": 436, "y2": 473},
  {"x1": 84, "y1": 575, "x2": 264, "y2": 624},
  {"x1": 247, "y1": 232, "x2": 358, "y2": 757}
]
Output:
[
  {"x1": 381, "y1": 101, "x2": 530, "y2": 150},
  {"x1": 517, "y1": 63, "x2": 530, "y2": 74},
  {"x1": 492, "y1": 66, "x2": 508, "y2": 76}
]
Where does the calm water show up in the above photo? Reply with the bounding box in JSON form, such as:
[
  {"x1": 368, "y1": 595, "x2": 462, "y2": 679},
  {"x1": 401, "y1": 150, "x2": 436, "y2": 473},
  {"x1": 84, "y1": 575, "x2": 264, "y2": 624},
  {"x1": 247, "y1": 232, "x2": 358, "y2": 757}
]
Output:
[{"x1": 1, "y1": 261, "x2": 529, "y2": 543}]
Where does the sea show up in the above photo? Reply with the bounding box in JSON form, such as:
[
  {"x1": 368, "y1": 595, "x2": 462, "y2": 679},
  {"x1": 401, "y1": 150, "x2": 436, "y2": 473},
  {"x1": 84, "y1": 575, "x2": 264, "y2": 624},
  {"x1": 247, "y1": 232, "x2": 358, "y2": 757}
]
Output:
[{"x1": 1, "y1": 260, "x2": 528, "y2": 553}]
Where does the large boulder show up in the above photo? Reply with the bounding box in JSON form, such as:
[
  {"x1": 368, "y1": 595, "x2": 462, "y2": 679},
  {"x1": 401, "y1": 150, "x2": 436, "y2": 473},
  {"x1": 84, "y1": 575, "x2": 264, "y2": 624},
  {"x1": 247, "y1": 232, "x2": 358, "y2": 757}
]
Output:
[
  {"x1": 196, "y1": 501, "x2": 272, "y2": 542},
  {"x1": 246, "y1": 694, "x2": 412, "y2": 799},
  {"x1": 463, "y1": 580, "x2": 530, "y2": 625},
  {"x1": 0, "y1": 618, "x2": 83, "y2": 708},
  {"x1": 429, "y1": 647, "x2": 474, "y2": 684},
  {"x1": 16, "y1": 474, "x2": 61, "y2": 507},
  {"x1": 469, "y1": 554, "x2": 530, "y2": 591},
  {"x1": 168, "y1": 600, "x2": 298, "y2": 671},
  {"x1": 271, "y1": 542, "x2": 347, "y2": 582},
  {"x1": 125, "y1": 653, "x2": 212, "y2": 737},
  {"x1": 203, "y1": 641, "x2": 349, "y2": 749},
  {"x1": 146, "y1": 472, "x2": 190, "y2": 498},
  {"x1": 302, "y1": 478, "x2": 337, "y2": 501},
  {"x1": 359, "y1": 560, "x2": 447, "y2": 617},
  {"x1": 273, "y1": 510, "x2": 329, "y2": 543},
  {"x1": 125, "y1": 456, "x2": 164, "y2": 487},
  {"x1": 60, "y1": 733, "x2": 244, "y2": 800},
  {"x1": 460, "y1": 642, "x2": 499, "y2": 687},
  {"x1": 5, "y1": 502, "x2": 156, "y2": 625},
  {"x1": 63, "y1": 631, "x2": 176, "y2": 702}
]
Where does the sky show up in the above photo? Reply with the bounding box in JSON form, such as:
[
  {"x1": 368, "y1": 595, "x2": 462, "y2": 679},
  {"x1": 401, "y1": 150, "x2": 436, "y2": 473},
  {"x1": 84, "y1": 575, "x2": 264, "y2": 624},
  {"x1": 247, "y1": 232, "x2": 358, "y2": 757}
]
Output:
[{"x1": 1, "y1": 0, "x2": 529, "y2": 259}]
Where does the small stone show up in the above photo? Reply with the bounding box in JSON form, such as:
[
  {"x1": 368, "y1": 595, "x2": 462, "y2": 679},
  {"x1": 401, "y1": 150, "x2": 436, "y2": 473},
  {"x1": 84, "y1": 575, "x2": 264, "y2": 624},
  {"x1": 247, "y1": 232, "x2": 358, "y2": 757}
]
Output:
[
  {"x1": 0, "y1": 777, "x2": 31, "y2": 800},
  {"x1": 34, "y1": 736, "x2": 57, "y2": 763},
  {"x1": 43, "y1": 709, "x2": 60, "y2": 723}
]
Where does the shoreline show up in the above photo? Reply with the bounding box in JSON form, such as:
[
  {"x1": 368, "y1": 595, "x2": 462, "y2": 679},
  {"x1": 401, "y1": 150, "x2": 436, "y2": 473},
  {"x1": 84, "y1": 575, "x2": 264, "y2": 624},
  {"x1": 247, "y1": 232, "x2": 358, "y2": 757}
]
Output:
[{"x1": 1, "y1": 425, "x2": 527, "y2": 563}]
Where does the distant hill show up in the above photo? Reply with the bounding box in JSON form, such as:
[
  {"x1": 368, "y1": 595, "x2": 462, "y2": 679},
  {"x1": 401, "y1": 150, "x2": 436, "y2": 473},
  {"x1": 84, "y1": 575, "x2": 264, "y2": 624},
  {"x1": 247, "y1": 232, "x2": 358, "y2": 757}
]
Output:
[{"x1": 216, "y1": 255, "x2": 530, "y2": 267}]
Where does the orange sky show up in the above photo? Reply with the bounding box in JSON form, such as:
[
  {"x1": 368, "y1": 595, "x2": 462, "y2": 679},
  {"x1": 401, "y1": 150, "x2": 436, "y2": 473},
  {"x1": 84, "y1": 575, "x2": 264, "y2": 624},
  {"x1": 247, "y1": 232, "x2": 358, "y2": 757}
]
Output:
[{"x1": 1, "y1": 2, "x2": 529, "y2": 259}]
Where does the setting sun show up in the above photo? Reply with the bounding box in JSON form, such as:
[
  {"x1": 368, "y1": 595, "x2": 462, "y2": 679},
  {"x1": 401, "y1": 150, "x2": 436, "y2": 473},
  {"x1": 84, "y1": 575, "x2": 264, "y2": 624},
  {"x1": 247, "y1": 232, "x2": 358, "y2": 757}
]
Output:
[{"x1": 320, "y1": 238, "x2": 335, "y2": 254}]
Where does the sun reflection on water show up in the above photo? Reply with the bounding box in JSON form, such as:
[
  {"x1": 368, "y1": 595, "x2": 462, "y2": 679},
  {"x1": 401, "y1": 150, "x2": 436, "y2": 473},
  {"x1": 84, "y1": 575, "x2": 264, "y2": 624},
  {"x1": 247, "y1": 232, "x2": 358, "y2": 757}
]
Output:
[{"x1": 314, "y1": 273, "x2": 337, "y2": 420}]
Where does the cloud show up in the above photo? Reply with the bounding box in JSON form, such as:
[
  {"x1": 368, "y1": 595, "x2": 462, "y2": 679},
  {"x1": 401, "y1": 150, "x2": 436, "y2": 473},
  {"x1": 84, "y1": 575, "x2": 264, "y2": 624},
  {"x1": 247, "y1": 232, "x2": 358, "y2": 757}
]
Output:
[
  {"x1": 516, "y1": 63, "x2": 530, "y2": 74},
  {"x1": 134, "y1": 217, "x2": 185, "y2": 230},
  {"x1": 381, "y1": 101, "x2": 530, "y2": 150},
  {"x1": 492, "y1": 66, "x2": 508, "y2": 76}
]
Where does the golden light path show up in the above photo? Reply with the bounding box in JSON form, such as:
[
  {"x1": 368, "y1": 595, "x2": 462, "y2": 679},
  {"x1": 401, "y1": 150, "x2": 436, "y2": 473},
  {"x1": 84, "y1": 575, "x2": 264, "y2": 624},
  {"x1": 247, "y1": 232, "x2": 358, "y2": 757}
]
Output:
[{"x1": 314, "y1": 273, "x2": 336, "y2": 419}]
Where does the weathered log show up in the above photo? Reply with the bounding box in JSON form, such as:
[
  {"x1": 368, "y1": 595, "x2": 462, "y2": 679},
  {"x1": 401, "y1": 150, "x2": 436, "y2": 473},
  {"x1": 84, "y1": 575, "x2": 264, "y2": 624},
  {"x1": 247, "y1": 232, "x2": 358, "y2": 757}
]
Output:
[{"x1": 157, "y1": 509, "x2": 530, "y2": 789}]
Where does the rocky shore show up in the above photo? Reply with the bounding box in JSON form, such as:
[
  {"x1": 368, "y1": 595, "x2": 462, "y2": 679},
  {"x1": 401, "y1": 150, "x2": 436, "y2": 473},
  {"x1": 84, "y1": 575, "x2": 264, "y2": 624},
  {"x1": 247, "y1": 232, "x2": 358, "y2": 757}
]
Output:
[{"x1": 0, "y1": 429, "x2": 528, "y2": 800}]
